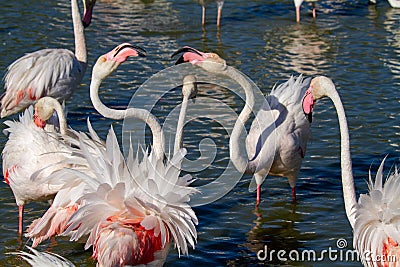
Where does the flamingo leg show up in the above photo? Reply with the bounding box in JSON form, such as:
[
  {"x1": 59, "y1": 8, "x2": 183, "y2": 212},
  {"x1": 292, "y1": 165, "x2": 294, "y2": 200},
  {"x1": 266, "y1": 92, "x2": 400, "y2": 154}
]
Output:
[
  {"x1": 217, "y1": 6, "x2": 222, "y2": 27},
  {"x1": 18, "y1": 205, "x2": 24, "y2": 235},
  {"x1": 256, "y1": 185, "x2": 261, "y2": 207},
  {"x1": 296, "y1": 6, "x2": 301, "y2": 23},
  {"x1": 202, "y1": 5, "x2": 206, "y2": 25},
  {"x1": 312, "y1": 3, "x2": 316, "y2": 19},
  {"x1": 291, "y1": 187, "x2": 297, "y2": 203}
]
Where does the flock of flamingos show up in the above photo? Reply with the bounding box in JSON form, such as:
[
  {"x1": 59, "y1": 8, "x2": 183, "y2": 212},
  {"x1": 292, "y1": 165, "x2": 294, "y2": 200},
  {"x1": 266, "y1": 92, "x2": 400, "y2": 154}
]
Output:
[{"x1": 1, "y1": 0, "x2": 400, "y2": 266}]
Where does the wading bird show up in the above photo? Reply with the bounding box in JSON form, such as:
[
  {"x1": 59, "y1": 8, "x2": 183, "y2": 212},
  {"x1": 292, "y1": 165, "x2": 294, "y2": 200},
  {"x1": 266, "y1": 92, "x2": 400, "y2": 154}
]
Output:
[
  {"x1": 27, "y1": 44, "x2": 199, "y2": 267},
  {"x1": 172, "y1": 47, "x2": 317, "y2": 205},
  {"x1": 1, "y1": 0, "x2": 96, "y2": 117},
  {"x1": 2, "y1": 97, "x2": 76, "y2": 235},
  {"x1": 304, "y1": 77, "x2": 400, "y2": 267}
]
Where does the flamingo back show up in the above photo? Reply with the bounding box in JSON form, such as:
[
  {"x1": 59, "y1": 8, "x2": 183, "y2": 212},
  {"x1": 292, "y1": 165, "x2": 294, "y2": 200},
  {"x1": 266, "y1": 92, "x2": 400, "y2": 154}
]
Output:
[{"x1": 2, "y1": 49, "x2": 83, "y2": 117}]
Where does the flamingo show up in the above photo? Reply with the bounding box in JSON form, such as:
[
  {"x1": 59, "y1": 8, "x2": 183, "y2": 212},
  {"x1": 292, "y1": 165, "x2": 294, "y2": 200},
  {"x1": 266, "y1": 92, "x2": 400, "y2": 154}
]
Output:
[
  {"x1": 12, "y1": 246, "x2": 75, "y2": 267},
  {"x1": 294, "y1": 0, "x2": 317, "y2": 23},
  {"x1": 2, "y1": 97, "x2": 77, "y2": 235},
  {"x1": 297, "y1": 76, "x2": 400, "y2": 266},
  {"x1": 172, "y1": 47, "x2": 316, "y2": 205},
  {"x1": 199, "y1": 0, "x2": 225, "y2": 26},
  {"x1": 26, "y1": 44, "x2": 199, "y2": 266},
  {"x1": 57, "y1": 43, "x2": 197, "y2": 265},
  {"x1": 0, "y1": 0, "x2": 96, "y2": 118}
]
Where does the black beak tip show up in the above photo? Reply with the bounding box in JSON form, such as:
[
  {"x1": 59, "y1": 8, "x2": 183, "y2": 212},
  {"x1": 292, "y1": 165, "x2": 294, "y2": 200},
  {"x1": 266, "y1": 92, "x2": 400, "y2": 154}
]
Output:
[
  {"x1": 174, "y1": 55, "x2": 186, "y2": 65},
  {"x1": 82, "y1": 20, "x2": 91, "y2": 28}
]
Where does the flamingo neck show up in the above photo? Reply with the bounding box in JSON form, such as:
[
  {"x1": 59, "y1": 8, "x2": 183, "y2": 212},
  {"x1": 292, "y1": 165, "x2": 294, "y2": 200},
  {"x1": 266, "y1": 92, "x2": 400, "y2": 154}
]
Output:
[
  {"x1": 53, "y1": 102, "x2": 68, "y2": 135},
  {"x1": 324, "y1": 84, "x2": 357, "y2": 227},
  {"x1": 90, "y1": 77, "x2": 165, "y2": 160},
  {"x1": 71, "y1": 0, "x2": 87, "y2": 70},
  {"x1": 173, "y1": 96, "x2": 189, "y2": 155},
  {"x1": 223, "y1": 67, "x2": 256, "y2": 174}
]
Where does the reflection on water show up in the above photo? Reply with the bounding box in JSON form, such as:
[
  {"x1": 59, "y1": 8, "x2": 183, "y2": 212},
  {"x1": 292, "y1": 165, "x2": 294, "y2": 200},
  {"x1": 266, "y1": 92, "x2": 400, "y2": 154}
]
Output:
[{"x1": 383, "y1": 8, "x2": 400, "y2": 79}]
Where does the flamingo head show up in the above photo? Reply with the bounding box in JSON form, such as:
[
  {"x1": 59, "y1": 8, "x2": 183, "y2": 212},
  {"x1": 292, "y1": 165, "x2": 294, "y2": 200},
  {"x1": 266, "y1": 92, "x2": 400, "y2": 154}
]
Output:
[
  {"x1": 92, "y1": 43, "x2": 146, "y2": 81},
  {"x1": 182, "y1": 75, "x2": 198, "y2": 101},
  {"x1": 171, "y1": 46, "x2": 227, "y2": 73},
  {"x1": 82, "y1": 0, "x2": 97, "y2": 28},
  {"x1": 309, "y1": 76, "x2": 335, "y2": 100},
  {"x1": 33, "y1": 97, "x2": 59, "y2": 128},
  {"x1": 302, "y1": 76, "x2": 336, "y2": 123}
]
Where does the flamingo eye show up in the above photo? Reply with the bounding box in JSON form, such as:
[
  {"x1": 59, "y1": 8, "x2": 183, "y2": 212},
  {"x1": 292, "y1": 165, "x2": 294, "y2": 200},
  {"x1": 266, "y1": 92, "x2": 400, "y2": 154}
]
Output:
[{"x1": 101, "y1": 56, "x2": 106, "y2": 62}]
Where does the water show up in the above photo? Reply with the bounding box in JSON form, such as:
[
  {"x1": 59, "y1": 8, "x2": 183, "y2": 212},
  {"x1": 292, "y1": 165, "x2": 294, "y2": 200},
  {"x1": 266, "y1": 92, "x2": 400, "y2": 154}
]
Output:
[{"x1": 0, "y1": 0, "x2": 399, "y2": 266}]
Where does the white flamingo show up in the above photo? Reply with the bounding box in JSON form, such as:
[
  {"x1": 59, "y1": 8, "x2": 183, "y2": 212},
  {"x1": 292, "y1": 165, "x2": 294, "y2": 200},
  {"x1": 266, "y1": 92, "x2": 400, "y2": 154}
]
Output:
[
  {"x1": 1, "y1": 0, "x2": 96, "y2": 118},
  {"x1": 172, "y1": 49, "x2": 400, "y2": 264},
  {"x1": 27, "y1": 44, "x2": 199, "y2": 266},
  {"x1": 198, "y1": 0, "x2": 225, "y2": 26},
  {"x1": 2, "y1": 97, "x2": 77, "y2": 235},
  {"x1": 172, "y1": 47, "x2": 317, "y2": 205},
  {"x1": 300, "y1": 76, "x2": 400, "y2": 266}
]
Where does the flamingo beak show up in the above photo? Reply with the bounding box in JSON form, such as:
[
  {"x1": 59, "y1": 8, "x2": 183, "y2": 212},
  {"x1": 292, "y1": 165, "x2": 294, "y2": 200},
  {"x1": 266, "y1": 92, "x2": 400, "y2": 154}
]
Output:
[
  {"x1": 33, "y1": 112, "x2": 46, "y2": 128},
  {"x1": 107, "y1": 43, "x2": 147, "y2": 63},
  {"x1": 82, "y1": 0, "x2": 97, "y2": 28},
  {"x1": 171, "y1": 46, "x2": 205, "y2": 65}
]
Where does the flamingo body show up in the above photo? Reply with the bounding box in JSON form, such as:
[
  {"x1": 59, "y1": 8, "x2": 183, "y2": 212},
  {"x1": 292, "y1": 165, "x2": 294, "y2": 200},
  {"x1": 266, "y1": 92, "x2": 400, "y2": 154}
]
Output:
[
  {"x1": 61, "y1": 127, "x2": 198, "y2": 266},
  {"x1": 2, "y1": 49, "x2": 83, "y2": 117},
  {"x1": 246, "y1": 75, "x2": 313, "y2": 202},
  {"x1": 2, "y1": 107, "x2": 68, "y2": 207}
]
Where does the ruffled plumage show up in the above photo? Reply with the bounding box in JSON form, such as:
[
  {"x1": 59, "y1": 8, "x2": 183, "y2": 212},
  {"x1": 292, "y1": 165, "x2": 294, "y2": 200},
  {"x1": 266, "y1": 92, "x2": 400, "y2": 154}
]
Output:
[
  {"x1": 12, "y1": 246, "x2": 75, "y2": 267},
  {"x1": 25, "y1": 119, "x2": 105, "y2": 245},
  {"x1": 27, "y1": 122, "x2": 198, "y2": 266},
  {"x1": 2, "y1": 106, "x2": 74, "y2": 206},
  {"x1": 61, "y1": 126, "x2": 198, "y2": 266},
  {"x1": 354, "y1": 158, "x2": 400, "y2": 266}
]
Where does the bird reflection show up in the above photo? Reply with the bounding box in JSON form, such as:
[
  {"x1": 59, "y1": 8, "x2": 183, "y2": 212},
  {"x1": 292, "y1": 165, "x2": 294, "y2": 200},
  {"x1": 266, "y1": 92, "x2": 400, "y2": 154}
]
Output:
[
  {"x1": 266, "y1": 24, "x2": 331, "y2": 76},
  {"x1": 383, "y1": 8, "x2": 400, "y2": 80},
  {"x1": 230, "y1": 204, "x2": 314, "y2": 265}
]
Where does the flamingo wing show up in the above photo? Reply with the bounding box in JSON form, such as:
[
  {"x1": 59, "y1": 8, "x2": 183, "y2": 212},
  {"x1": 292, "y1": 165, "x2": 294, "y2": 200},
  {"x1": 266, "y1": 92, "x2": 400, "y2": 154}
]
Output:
[{"x1": 2, "y1": 48, "x2": 82, "y2": 117}]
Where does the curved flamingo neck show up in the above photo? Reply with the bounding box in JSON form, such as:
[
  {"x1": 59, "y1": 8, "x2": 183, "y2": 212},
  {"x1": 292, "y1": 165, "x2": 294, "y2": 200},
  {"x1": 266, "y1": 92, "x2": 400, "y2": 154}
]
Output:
[
  {"x1": 222, "y1": 67, "x2": 257, "y2": 174},
  {"x1": 71, "y1": 0, "x2": 87, "y2": 70},
  {"x1": 54, "y1": 102, "x2": 68, "y2": 135},
  {"x1": 90, "y1": 77, "x2": 165, "y2": 160},
  {"x1": 319, "y1": 80, "x2": 357, "y2": 227}
]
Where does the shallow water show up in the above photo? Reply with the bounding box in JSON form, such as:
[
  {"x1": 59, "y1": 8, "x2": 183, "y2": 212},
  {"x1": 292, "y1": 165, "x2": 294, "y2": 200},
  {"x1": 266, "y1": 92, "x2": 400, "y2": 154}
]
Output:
[{"x1": 0, "y1": 0, "x2": 399, "y2": 266}]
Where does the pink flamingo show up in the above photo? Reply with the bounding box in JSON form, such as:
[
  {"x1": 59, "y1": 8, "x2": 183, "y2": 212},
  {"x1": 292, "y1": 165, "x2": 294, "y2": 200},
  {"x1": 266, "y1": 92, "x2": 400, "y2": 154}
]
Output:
[
  {"x1": 172, "y1": 47, "x2": 317, "y2": 205},
  {"x1": 1, "y1": 0, "x2": 96, "y2": 117},
  {"x1": 27, "y1": 44, "x2": 198, "y2": 266}
]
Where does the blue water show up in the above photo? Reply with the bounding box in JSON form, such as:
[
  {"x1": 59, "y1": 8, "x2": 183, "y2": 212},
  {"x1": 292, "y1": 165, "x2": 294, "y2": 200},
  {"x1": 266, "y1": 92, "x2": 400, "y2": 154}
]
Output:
[{"x1": 0, "y1": 0, "x2": 399, "y2": 266}]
